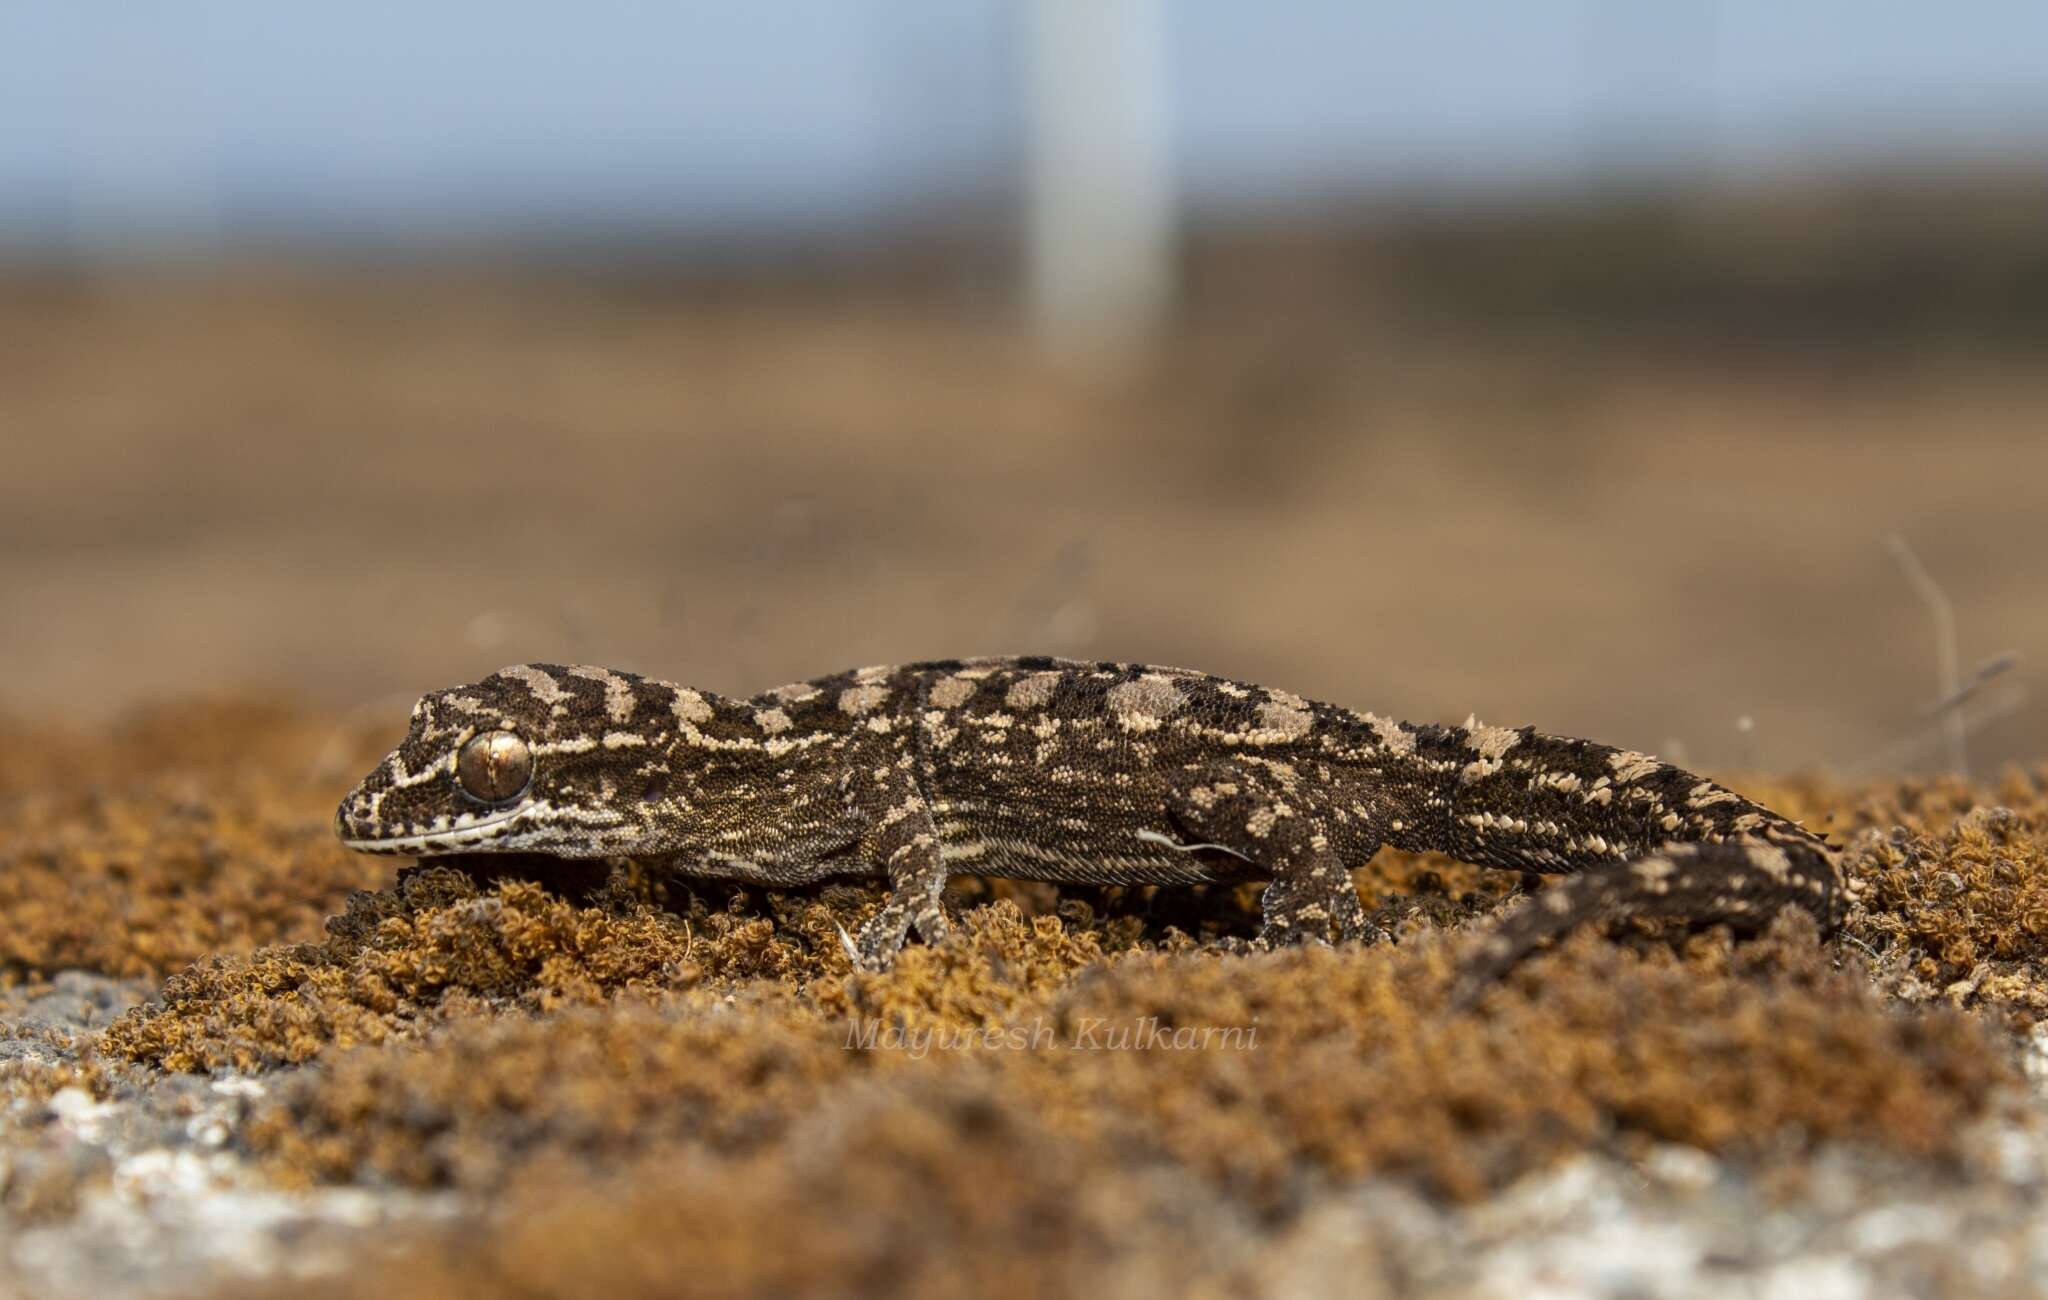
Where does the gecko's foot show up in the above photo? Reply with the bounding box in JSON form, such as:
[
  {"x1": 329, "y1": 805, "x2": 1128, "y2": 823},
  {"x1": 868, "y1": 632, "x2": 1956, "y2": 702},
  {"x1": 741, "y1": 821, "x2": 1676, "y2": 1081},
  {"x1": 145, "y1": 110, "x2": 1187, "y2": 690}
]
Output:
[
  {"x1": 1255, "y1": 866, "x2": 1377, "y2": 950},
  {"x1": 848, "y1": 909, "x2": 906, "y2": 972},
  {"x1": 846, "y1": 897, "x2": 953, "y2": 972}
]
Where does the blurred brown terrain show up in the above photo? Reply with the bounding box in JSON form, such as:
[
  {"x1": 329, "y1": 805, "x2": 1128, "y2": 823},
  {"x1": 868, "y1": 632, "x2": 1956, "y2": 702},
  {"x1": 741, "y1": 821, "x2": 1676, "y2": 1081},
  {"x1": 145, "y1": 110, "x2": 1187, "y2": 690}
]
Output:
[{"x1": 4, "y1": 174, "x2": 2045, "y2": 778}]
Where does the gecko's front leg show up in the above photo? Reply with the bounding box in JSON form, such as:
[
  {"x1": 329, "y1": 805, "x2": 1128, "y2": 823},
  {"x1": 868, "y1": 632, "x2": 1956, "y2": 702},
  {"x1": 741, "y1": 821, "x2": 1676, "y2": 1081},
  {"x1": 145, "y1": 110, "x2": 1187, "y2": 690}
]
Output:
[{"x1": 848, "y1": 790, "x2": 952, "y2": 970}]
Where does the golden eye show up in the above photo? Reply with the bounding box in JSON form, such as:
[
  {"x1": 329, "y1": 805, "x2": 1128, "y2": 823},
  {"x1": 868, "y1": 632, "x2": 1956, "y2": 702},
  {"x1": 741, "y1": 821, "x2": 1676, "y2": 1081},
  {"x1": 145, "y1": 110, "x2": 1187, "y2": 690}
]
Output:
[{"x1": 456, "y1": 730, "x2": 532, "y2": 803}]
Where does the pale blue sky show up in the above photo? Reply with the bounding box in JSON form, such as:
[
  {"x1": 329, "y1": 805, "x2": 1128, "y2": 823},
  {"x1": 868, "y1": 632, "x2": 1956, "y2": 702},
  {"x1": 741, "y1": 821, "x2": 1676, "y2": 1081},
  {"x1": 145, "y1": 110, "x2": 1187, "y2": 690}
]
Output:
[{"x1": 2, "y1": 2, "x2": 2044, "y2": 248}]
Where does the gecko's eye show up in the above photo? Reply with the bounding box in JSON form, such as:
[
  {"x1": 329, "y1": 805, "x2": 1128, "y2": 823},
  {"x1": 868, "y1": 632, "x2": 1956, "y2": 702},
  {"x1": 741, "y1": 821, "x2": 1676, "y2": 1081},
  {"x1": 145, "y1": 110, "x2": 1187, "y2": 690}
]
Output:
[{"x1": 456, "y1": 730, "x2": 532, "y2": 803}]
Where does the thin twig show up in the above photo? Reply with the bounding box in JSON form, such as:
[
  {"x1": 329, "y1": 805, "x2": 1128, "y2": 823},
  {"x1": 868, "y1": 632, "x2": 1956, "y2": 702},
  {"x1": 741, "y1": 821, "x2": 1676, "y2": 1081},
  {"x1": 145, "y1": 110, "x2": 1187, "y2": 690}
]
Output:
[
  {"x1": 1852, "y1": 684, "x2": 2030, "y2": 776},
  {"x1": 1886, "y1": 534, "x2": 1966, "y2": 778},
  {"x1": 1921, "y1": 650, "x2": 2020, "y2": 719}
]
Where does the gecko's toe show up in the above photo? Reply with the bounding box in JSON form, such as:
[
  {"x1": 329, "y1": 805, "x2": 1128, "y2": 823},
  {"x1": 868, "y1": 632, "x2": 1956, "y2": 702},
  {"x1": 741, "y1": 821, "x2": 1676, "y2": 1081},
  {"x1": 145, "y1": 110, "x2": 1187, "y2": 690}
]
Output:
[
  {"x1": 849, "y1": 909, "x2": 911, "y2": 972},
  {"x1": 1251, "y1": 920, "x2": 1333, "y2": 952},
  {"x1": 910, "y1": 907, "x2": 953, "y2": 950}
]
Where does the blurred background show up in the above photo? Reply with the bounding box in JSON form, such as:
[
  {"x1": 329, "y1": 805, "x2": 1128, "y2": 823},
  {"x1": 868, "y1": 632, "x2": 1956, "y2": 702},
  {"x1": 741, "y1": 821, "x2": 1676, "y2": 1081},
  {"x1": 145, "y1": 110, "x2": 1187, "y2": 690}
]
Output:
[{"x1": 2, "y1": 1, "x2": 2044, "y2": 777}]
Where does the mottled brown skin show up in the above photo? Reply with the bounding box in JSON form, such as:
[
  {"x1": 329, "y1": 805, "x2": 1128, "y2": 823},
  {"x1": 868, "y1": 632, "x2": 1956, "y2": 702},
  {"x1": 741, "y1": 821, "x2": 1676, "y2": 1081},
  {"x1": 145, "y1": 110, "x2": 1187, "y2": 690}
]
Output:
[{"x1": 336, "y1": 658, "x2": 1845, "y2": 994}]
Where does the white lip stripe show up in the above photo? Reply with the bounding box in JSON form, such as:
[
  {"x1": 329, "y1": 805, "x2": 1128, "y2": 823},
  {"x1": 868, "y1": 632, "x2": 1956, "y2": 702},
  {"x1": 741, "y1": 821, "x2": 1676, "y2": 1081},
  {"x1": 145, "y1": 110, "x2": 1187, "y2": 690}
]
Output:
[{"x1": 339, "y1": 808, "x2": 524, "y2": 854}]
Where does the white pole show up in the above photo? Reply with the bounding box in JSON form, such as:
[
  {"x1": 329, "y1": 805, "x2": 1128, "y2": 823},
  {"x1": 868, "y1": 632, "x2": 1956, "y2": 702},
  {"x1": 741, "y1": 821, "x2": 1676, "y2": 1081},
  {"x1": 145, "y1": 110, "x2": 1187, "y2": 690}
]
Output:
[{"x1": 1024, "y1": 0, "x2": 1176, "y2": 361}]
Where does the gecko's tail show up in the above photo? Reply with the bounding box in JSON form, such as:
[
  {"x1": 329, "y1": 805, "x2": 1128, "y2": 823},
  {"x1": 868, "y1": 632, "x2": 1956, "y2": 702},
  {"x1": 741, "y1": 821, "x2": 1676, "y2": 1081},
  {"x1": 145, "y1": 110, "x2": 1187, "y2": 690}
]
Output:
[{"x1": 1448, "y1": 834, "x2": 1842, "y2": 1008}]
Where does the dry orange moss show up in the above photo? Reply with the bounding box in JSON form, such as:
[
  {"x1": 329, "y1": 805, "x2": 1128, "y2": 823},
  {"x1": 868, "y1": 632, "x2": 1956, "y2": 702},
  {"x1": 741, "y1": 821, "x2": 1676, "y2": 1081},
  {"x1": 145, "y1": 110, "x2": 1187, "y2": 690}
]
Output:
[
  {"x1": 101, "y1": 864, "x2": 859, "y2": 1072},
  {"x1": 0, "y1": 702, "x2": 393, "y2": 982},
  {"x1": 1856, "y1": 802, "x2": 2048, "y2": 1009},
  {"x1": 7, "y1": 701, "x2": 2035, "y2": 1215},
  {"x1": 235, "y1": 906, "x2": 2005, "y2": 1208},
  {"x1": 245, "y1": 922, "x2": 2007, "y2": 1300},
  {"x1": 247, "y1": 998, "x2": 852, "y2": 1189}
]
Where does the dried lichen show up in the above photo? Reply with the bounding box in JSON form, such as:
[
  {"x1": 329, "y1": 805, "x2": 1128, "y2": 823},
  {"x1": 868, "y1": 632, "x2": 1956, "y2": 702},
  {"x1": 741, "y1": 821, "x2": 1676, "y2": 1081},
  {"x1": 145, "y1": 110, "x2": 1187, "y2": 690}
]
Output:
[
  {"x1": 101, "y1": 864, "x2": 859, "y2": 1073},
  {"x1": 236, "y1": 923, "x2": 2011, "y2": 1300},
  {"x1": 7, "y1": 702, "x2": 2031, "y2": 1226},
  {"x1": 0, "y1": 703, "x2": 393, "y2": 983},
  {"x1": 233, "y1": 906, "x2": 2007, "y2": 1209},
  {"x1": 1853, "y1": 801, "x2": 2048, "y2": 1013}
]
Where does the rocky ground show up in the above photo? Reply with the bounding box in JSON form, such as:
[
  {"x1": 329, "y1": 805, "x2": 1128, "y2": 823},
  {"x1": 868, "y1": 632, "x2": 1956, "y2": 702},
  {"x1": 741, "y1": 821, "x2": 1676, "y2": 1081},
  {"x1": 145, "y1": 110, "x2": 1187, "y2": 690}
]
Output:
[{"x1": 3, "y1": 703, "x2": 2048, "y2": 1298}]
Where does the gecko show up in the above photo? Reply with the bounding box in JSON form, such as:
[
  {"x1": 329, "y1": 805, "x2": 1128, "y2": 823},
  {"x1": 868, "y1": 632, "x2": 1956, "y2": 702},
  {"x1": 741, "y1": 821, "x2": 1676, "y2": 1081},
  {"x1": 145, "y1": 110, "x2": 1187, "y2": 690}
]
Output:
[{"x1": 334, "y1": 658, "x2": 1844, "y2": 995}]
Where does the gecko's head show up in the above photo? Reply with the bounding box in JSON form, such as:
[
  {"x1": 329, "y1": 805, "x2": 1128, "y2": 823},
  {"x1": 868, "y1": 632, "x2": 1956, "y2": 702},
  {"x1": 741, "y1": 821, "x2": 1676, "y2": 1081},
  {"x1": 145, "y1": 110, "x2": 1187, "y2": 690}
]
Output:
[{"x1": 335, "y1": 663, "x2": 684, "y2": 858}]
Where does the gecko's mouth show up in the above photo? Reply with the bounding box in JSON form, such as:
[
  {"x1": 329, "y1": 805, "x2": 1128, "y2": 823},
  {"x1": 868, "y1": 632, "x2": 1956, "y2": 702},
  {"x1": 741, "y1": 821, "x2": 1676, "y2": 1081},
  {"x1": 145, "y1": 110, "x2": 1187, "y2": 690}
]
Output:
[{"x1": 336, "y1": 807, "x2": 527, "y2": 856}]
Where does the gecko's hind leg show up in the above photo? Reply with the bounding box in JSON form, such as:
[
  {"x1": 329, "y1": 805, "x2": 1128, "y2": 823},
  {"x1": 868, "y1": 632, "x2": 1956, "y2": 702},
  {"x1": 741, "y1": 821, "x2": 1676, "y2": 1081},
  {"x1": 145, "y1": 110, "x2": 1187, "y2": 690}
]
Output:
[
  {"x1": 849, "y1": 798, "x2": 951, "y2": 971},
  {"x1": 1164, "y1": 760, "x2": 1376, "y2": 949}
]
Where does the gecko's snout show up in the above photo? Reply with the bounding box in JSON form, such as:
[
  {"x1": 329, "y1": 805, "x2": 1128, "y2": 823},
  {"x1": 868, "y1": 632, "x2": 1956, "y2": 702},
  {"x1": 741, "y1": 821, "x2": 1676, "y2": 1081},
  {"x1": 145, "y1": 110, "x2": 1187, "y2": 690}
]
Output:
[
  {"x1": 334, "y1": 787, "x2": 409, "y2": 854},
  {"x1": 331, "y1": 748, "x2": 435, "y2": 854},
  {"x1": 334, "y1": 795, "x2": 373, "y2": 843}
]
